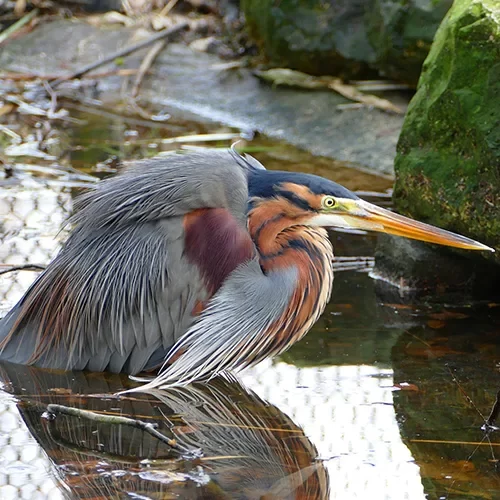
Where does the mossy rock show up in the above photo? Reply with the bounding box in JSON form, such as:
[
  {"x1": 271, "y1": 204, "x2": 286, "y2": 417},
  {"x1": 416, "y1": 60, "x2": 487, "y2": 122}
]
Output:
[
  {"x1": 366, "y1": 0, "x2": 453, "y2": 84},
  {"x1": 394, "y1": 0, "x2": 500, "y2": 263},
  {"x1": 241, "y1": 0, "x2": 378, "y2": 78},
  {"x1": 241, "y1": 0, "x2": 452, "y2": 84}
]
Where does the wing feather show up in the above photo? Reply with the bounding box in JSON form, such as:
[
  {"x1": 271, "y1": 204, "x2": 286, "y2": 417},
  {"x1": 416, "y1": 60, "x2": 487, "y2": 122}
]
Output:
[
  {"x1": 129, "y1": 260, "x2": 298, "y2": 390},
  {"x1": 0, "y1": 150, "x2": 256, "y2": 374}
]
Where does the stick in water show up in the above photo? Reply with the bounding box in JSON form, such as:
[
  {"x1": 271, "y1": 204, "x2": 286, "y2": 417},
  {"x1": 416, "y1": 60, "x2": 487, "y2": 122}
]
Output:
[{"x1": 45, "y1": 403, "x2": 200, "y2": 457}]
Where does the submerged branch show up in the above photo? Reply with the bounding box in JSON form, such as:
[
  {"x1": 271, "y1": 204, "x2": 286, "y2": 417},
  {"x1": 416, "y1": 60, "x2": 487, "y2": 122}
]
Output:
[
  {"x1": 0, "y1": 264, "x2": 46, "y2": 275},
  {"x1": 447, "y1": 365, "x2": 487, "y2": 422},
  {"x1": 45, "y1": 403, "x2": 200, "y2": 457},
  {"x1": 409, "y1": 438, "x2": 500, "y2": 447},
  {"x1": 45, "y1": 422, "x2": 146, "y2": 464}
]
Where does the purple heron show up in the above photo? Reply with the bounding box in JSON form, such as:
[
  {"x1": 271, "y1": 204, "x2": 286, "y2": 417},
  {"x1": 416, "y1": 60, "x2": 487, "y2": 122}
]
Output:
[{"x1": 0, "y1": 149, "x2": 492, "y2": 388}]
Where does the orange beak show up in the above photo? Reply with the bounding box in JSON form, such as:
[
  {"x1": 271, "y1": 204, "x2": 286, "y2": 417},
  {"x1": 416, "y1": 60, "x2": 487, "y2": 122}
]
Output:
[{"x1": 312, "y1": 199, "x2": 494, "y2": 252}]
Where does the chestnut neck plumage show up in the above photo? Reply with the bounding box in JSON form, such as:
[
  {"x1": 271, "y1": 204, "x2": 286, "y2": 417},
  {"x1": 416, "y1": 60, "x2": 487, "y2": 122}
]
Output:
[{"x1": 247, "y1": 197, "x2": 334, "y2": 358}]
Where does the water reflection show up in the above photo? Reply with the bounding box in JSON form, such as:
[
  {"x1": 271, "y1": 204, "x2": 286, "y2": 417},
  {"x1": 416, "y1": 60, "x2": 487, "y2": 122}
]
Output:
[
  {"x1": 391, "y1": 307, "x2": 500, "y2": 499},
  {"x1": 2, "y1": 106, "x2": 500, "y2": 499},
  {"x1": 0, "y1": 363, "x2": 328, "y2": 499}
]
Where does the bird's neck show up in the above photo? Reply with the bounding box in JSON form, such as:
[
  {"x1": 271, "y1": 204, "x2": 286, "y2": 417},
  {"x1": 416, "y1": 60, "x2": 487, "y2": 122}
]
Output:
[{"x1": 247, "y1": 202, "x2": 334, "y2": 347}]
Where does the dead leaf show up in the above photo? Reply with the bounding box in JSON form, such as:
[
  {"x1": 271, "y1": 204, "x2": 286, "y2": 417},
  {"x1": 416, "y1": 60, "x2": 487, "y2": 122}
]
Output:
[
  {"x1": 429, "y1": 311, "x2": 469, "y2": 320},
  {"x1": 333, "y1": 303, "x2": 353, "y2": 309},
  {"x1": 87, "y1": 12, "x2": 136, "y2": 28},
  {"x1": 381, "y1": 303, "x2": 416, "y2": 310},
  {"x1": 427, "y1": 319, "x2": 446, "y2": 329},
  {"x1": 453, "y1": 460, "x2": 476, "y2": 472},
  {"x1": 393, "y1": 382, "x2": 419, "y2": 392},
  {"x1": 0, "y1": 103, "x2": 15, "y2": 117},
  {"x1": 47, "y1": 387, "x2": 73, "y2": 395},
  {"x1": 404, "y1": 345, "x2": 461, "y2": 358},
  {"x1": 175, "y1": 424, "x2": 199, "y2": 435},
  {"x1": 14, "y1": 0, "x2": 26, "y2": 16},
  {"x1": 255, "y1": 68, "x2": 404, "y2": 114},
  {"x1": 327, "y1": 78, "x2": 403, "y2": 114}
]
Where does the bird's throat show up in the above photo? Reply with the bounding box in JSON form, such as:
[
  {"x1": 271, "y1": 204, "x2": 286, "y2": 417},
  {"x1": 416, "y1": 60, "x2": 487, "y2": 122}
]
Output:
[{"x1": 248, "y1": 204, "x2": 334, "y2": 351}]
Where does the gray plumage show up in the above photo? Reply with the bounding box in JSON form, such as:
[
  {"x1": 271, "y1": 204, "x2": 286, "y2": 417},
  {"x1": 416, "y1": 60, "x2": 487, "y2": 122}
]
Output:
[
  {"x1": 135, "y1": 262, "x2": 297, "y2": 389},
  {"x1": 0, "y1": 149, "x2": 293, "y2": 376},
  {"x1": 1, "y1": 143, "x2": 486, "y2": 386}
]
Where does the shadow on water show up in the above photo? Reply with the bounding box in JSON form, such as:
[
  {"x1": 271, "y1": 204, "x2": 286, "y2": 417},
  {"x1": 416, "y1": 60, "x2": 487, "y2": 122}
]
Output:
[{"x1": 2, "y1": 103, "x2": 500, "y2": 499}]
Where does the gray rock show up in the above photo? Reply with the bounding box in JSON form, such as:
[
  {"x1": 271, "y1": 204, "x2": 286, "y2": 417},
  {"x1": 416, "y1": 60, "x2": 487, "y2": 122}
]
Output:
[
  {"x1": 242, "y1": 0, "x2": 376, "y2": 78},
  {"x1": 145, "y1": 44, "x2": 406, "y2": 174},
  {"x1": 373, "y1": 235, "x2": 500, "y2": 298},
  {"x1": 242, "y1": 0, "x2": 453, "y2": 85},
  {"x1": 0, "y1": 20, "x2": 408, "y2": 174}
]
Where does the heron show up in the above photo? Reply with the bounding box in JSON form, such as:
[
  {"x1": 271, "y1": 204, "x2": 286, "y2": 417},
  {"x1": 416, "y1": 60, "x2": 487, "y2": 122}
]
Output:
[{"x1": 0, "y1": 149, "x2": 492, "y2": 389}]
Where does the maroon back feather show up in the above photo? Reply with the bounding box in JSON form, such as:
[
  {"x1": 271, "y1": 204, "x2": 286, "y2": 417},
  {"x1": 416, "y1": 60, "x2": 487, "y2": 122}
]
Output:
[{"x1": 183, "y1": 208, "x2": 255, "y2": 296}]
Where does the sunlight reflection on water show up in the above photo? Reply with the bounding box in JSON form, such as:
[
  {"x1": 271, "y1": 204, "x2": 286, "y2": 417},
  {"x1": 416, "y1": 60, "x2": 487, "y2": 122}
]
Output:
[
  {"x1": 243, "y1": 361, "x2": 425, "y2": 500},
  {"x1": 0, "y1": 360, "x2": 426, "y2": 499},
  {"x1": 0, "y1": 391, "x2": 64, "y2": 500}
]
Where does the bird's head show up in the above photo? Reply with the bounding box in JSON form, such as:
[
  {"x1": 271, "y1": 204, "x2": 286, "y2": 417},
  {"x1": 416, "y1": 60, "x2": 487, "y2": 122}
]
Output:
[{"x1": 247, "y1": 168, "x2": 493, "y2": 252}]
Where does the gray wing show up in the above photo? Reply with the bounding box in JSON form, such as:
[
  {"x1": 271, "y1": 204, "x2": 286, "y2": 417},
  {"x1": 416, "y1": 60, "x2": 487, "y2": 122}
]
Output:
[
  {"x1": 0, "y1": 150, "x2": 255, "y2": 374},
  {"x1": 129, "y1": 260, "x2": 298, "y2": 391}
]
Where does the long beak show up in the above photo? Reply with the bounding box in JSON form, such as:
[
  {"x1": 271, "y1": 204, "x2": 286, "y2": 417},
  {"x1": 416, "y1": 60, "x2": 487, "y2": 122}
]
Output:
[{"x1": 315, "y1": 199, "x2": 494, "y2": 252}]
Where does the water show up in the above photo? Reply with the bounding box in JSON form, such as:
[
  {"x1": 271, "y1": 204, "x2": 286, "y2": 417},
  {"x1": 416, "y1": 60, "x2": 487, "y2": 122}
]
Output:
[{"x1": 1, "y1": 106, "x2": 499, "y2": 499}]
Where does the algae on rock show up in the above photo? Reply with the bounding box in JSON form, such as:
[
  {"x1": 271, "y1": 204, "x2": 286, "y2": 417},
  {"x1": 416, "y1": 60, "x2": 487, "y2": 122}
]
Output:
[
  {"x1": 366, "y1": 0, "x2": 453, "y2": 84},
  {"x1": 242, "y1": 0, "x2": 376, "y2": 78},
  {"x1": 393, "y1": 0, "x2": 500, "y2": 261},
  {"x1": 242, "y1": 0, "x2": 453, "y2": 84}
]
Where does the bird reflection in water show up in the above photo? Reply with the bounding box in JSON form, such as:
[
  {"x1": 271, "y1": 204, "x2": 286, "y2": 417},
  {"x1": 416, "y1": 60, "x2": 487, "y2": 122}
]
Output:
[{"x1": 0, "y1": 361, "x2": 328, "y2": 499}]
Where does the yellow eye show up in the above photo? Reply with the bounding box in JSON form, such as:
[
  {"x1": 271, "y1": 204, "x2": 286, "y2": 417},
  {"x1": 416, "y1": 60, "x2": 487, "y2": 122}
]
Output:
[{"x1": 322, "y1": 196, "x2": 337, "y2": 209}]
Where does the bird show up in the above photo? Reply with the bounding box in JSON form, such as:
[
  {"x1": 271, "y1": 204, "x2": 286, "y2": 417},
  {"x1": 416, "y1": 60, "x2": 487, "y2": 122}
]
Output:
[{"x1": 0, "y1": 148, "x2": 492, "y2": 388}]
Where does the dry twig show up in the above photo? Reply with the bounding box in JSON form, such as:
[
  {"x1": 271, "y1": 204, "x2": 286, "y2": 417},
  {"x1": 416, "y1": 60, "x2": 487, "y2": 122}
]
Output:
[
  {"x1": 0, "y1": 8, "x2": 38, "y2": 46},
  {"x1": 50, "y1": 22, "x2": 189, "y2": 88},
  {"x1": 256, "y1": 68, "x2": 404, "y2": 114},
  {"x1": 0, "y1": 264, "x2": 46, "y2": 276},
  {"x1": 131, "y1": 40, "x2": 167, "y2": 97},
  {"x1": 160, "y1": 0, "x2": 180, "y2": 16},
  {"x1": 0, "y1": 69, "x2": 139, "y2": 81}
]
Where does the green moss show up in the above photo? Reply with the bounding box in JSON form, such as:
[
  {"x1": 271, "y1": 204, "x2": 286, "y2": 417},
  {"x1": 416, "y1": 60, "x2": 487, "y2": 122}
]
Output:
[
  {"x1": 242, "y1": 1, "x2": 456, "y2": 83},
  {"x1": 242, "y1": 0, "x2": 385, "y2": 78},
  {"x1": 394, "y1": 0, "x2": 500, "y2": 261}
]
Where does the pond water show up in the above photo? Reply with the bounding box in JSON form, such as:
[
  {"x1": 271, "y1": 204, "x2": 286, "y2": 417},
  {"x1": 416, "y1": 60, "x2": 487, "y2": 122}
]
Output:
[{"x1": 1, "y1": 106, "x2": 500, "y2": 500}]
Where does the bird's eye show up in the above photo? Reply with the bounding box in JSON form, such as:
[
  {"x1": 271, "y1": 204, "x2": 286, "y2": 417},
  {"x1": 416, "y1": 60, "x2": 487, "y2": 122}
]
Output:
[{"x1": 322, "y1": 196, "x2": 337, "y2": 209}]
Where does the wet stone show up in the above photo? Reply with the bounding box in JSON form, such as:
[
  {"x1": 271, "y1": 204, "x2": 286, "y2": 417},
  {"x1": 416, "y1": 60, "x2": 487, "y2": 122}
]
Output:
[
  {"x1": 373, "y1": 234, "x2": 500, "y2": 299},
  {"x1": 0, "y1": 19, "x2": 408, "y2": 175}
]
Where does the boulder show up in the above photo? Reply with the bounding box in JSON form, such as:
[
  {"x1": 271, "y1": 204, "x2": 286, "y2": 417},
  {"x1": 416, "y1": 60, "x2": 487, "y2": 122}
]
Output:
[
  {"x1": 367, "y1": 0, "x2": 453, "y2": 84},
  {"x1": 242, "y1": 0, "x2": 376, "y2": 78},
  {"x1": 393, "y1": 0, "x2": 500, "y2": 262},
  {"x1": 242, "y1": 0, "x2": 453, "y2": 84}
]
